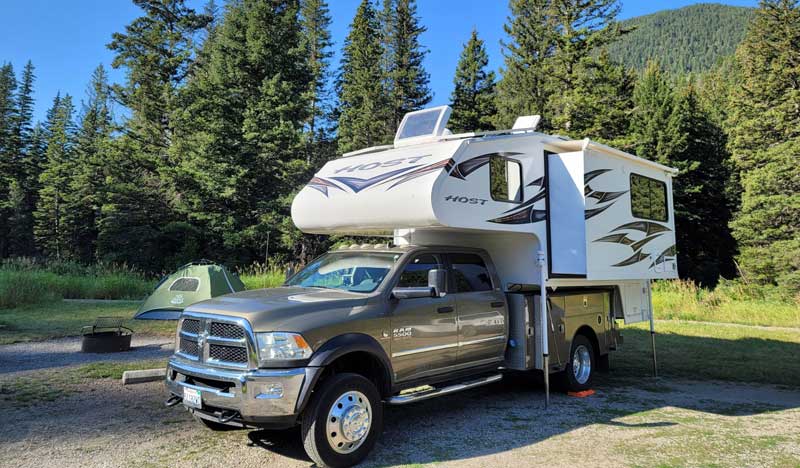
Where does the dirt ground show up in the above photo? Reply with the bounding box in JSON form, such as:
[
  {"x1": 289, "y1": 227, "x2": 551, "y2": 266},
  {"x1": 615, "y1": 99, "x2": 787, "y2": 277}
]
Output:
[{"x1": 1, "y1": 359, "x2": 798, "y2": 468}]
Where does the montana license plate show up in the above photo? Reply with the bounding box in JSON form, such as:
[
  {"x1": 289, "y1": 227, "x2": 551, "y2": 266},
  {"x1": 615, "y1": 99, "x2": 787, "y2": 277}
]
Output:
[{"x1": 183, "y1": 387, "x2": 202, "y2": 409}]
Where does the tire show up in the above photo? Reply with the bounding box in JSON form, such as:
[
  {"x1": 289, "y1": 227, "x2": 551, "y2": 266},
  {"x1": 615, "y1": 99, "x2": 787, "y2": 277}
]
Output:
[
  {"x1": 301, "y1": 373, "x2": 383, "y2": 468},
  {"x1": 564, "y1": 334, "x2": 595, "y2": 392},
  {"x1": 195, "y1": 415, "x2": 239, "y2": 431}
]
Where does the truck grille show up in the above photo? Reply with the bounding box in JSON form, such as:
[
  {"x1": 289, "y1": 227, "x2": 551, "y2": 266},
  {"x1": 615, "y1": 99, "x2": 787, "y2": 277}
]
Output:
[
  {"x1": 177, "y1": 315, "x2": 251, "y2": 368},
  {"x1": 209, "y1": 344, "x2": 248, "y2": 363},
  {"x1": 210, "y1": 322, "x2": 245, "y2": 340}
]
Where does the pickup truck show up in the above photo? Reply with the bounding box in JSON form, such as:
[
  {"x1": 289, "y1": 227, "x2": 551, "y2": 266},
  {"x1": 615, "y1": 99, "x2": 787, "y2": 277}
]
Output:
[{"x1": 165, "y1": 244, "x2": 612, "y2": 467}]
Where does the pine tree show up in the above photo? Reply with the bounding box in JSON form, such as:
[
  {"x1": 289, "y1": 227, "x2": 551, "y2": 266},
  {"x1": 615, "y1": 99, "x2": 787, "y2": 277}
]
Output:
[
  {"x1": 337, "y1": 0, "x2": 390, "y2": 153},
  {"x1": 63, "y1": 65, "x2": 113, "y2": 263},
  {"x1": 629, "y1": 60, "x2": 674, "y2": 159},
  {"x1": 0, "y1": 63, "x2": 17, "y2": 258},
  {"x1": 382, "y1": 0, "x2": 431, "y2": 133},
  {"x1": 34, "y1": 94, "x2": 76, "y2": 259},
  {"x1": 171, "y1": 0, "x2": 311, "y2": 264},
  {"x1": 300, "y1": 0, "x2": 335, "y2": 162},
  {"x1": 496, "y1": 0, "x2": 625, "y2": 133},
  {"x1": 449, "y1": 29, "x2": 496, "y2": 133},
  {"x1": 728, "y1": 0, "x2": 800, "y2": 294}
]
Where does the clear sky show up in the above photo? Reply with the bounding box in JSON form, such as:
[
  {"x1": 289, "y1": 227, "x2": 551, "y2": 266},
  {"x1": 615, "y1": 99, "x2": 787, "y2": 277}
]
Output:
[{"x1": 0, "y1": 0, "x2": 759, "y2": 124}]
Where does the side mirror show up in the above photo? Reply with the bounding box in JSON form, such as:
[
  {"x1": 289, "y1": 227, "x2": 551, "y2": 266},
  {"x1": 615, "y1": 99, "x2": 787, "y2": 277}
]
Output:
[{"x1": 428, "y1": 269, "x2": 446, "y2": 297}]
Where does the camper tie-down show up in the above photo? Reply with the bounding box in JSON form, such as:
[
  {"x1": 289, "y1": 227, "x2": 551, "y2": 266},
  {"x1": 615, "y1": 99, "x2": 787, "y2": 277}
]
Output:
[{"x1": 164, "y1": 106, "x2": 678, "y2": 468}]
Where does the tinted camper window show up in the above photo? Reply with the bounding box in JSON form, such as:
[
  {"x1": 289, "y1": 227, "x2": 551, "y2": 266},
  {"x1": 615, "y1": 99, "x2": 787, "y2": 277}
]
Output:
[
  {"x1": 490, "y1": 156, "x2": 522, "y2": 202},
  {"x1": 630, "y1": 173, "x2": 668, "y2": 222}
]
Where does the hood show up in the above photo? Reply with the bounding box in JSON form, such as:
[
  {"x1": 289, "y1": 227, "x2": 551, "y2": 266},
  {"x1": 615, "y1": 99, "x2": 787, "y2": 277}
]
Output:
[{"x1": 182, "y1": 286, "x2": 370, "y2": 332}]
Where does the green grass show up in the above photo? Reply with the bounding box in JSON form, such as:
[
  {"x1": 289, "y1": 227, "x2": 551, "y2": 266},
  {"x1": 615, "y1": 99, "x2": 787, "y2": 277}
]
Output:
[
  {"x1": 237, "y1": 261, "x2": 286, "y2": 290},
  {"x1": 0, "y1": 301, "x2": 175, "y2": 345},
  {"x1": 0, "y1": 259, "x2": 154, "y2": 308},
  {"x1": 652, "y1": 279, "x2": 800, "y2": 328},
  {"x1": 612, "y1": 320, "x2": 800, "y2": 387}
]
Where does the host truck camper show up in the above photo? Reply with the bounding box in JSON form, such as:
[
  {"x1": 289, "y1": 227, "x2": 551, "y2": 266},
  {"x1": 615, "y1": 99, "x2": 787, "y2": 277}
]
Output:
[{"x1": 164, "y1": 106, "x2": 679, "y2": 467}]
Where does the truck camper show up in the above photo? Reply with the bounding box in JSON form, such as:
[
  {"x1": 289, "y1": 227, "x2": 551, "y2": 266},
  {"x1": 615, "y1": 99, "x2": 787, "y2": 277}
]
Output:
[{"x1": 165, "y1": 106, "x2": 678, "y2": 467}]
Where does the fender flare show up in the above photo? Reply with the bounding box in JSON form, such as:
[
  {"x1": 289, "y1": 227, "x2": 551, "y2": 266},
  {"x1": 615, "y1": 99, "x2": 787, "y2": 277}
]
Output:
[{"x1": 295, "y1": 333, "x2": 393, "y2": 414}]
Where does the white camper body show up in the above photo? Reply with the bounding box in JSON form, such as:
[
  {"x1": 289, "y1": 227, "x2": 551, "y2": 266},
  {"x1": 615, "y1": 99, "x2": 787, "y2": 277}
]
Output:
[{"x1": 292, "y1": 106, "x2": 677, "y2": 374}]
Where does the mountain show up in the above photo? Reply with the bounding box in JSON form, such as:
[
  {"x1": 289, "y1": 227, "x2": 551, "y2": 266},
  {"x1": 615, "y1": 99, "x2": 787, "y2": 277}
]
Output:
[{"x1": 607, "y1": 3, "x2": 754, "y2": 74}]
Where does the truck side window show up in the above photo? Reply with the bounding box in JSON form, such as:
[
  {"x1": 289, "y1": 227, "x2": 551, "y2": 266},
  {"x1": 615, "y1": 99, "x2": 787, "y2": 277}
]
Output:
[
  {"x1": 489, "y1": 156, "x2": 522, "y2": 203},
  {"x1": 398, "y1": 254, "x2": 442, "y2": 288},
  {"x1": 450, "y1": 253, "x2": 492, "y2": 292},
  {"x1": 630, "y1": 173, "x2": 668, "y2": 222}
]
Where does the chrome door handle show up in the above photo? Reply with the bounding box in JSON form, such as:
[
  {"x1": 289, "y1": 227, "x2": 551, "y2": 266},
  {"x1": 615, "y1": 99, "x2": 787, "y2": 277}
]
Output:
[{"x1": 437, "y1": 306, "x2": 454, "y2": 313}]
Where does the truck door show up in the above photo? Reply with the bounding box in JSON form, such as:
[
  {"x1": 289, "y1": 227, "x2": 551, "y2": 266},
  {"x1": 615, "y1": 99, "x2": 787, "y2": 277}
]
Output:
[
  {"x1": 448, "y1": 253, "x2": 507, "y2": 367},
  {"x1": 389, "y1": 253, "x2": 458, "y2": 382}
]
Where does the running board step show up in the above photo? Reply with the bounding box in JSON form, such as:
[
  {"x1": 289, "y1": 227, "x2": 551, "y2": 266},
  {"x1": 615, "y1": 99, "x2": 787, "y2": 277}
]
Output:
[{"x1": 387, "y1": 374, "x2": 503, "y2": 405}]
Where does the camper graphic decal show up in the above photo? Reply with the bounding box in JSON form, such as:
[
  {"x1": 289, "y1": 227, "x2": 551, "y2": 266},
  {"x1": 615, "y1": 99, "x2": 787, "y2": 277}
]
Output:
[
  {"x1": 584, "y1": 169, "x2": 628, "y2": 219},
  {"x1": 304, "y1": 158, "x2": 455, "y2": 197},
  {"x1": 594, "y1": 221, "x2": 674, "y2": 268},
  {"x1": 449, "y1": 152, "x2": 523, "y2": 179}
]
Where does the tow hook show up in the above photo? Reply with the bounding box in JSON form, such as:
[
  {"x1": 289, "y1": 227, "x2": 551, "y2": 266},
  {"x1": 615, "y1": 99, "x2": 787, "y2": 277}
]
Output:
[
  {"x1": 217, "y1": 410, "x2": 239, "y2": 424},
  {"x1": 165, "y1": 395, "x2": 182, "y2": 407}
]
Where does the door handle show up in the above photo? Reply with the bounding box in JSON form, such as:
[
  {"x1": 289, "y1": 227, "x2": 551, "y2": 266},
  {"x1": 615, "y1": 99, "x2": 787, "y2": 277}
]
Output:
[
  {"x1": 490, "y1": 301, "x2": 505, "y2": 308},
  {"x1": 437, "y1": 306, "x2": 454, "y2": 314}
]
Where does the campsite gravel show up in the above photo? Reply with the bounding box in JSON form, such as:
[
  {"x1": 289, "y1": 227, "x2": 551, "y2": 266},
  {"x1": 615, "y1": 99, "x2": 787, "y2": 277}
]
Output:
[{"x1": 1, "y1": 364, "x2": 798, "y2": 467}]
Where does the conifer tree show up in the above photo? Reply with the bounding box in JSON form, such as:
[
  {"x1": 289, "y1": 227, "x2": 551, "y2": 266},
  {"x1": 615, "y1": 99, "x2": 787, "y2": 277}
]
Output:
[
  {"x1": 34, "y1": 94, "x2": 76, "y2": 259},
  {"x1": 382, "y1": 0, "x2": 431, "y2": 133},
  {"x1": 449, "y1": 29, "x2": 496, "y2": 132},
  {"x1": 0, "y1": 63, "x2": 17, "y2": 258},
  {"x1": 728, "y1": 0, "x2": 800, "y2": 294},
  {"x1": 171, "y1": 0, "x2": 311, "y2": 264},
  {"x1": 337, "y1": 0, "x2": 390, "y2": 153},
  {"x1": 63, "y1": 65, "x2": 113, "y2": 262},
  {"x1": 629, "y1": 60, "x2": 674, "y2": 159},
  {"x1": 300, "y1": 0, "x2": 335, "y2": 162}
]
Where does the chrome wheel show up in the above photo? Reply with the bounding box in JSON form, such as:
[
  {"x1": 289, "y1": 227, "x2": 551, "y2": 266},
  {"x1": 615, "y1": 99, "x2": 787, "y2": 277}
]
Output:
[
  {"x1": 572, "y1": 344, "x2": 592, "y2": 385},
  {"x1": 326, "y1": 390, "x2": 372, "y2": 454}
]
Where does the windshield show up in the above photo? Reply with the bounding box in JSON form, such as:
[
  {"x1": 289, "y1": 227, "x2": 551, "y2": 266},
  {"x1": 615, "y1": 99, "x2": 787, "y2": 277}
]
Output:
[{"x1": 285, "y1": 252, "x2": 401, "y2": 293}]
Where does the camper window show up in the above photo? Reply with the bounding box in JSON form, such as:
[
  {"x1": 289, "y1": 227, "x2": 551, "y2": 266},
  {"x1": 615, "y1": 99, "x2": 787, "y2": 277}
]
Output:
[
  {"x1": 489, "y1": 156, "x2": 523, "y2": 203},
  {"x1": 169, "y1": 277, "x2": 200, "y2": 292},
  {"x1": 630, "y1": 173, "x2": 668, "y2": 222},
  {"x1": 450, "y1": 253, "x2": 493, "y2": 292},
  {"x1": 398, "y1": 254, "x2": 444, "y2": 288}
]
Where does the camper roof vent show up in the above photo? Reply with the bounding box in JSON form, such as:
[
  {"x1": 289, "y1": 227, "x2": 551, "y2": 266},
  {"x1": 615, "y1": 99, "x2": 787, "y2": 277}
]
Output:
[{"x1": 394, "y1": 106, "x2": 452, "y2": 147}]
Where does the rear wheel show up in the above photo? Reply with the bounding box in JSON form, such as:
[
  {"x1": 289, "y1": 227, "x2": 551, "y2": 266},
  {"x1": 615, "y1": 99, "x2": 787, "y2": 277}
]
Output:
[
  {"x1": 301, "y1": 373, "x2": 383, "y2": 468},
  {"x1": 564, "y1": 334, "x2": 595, "y2": 392}
]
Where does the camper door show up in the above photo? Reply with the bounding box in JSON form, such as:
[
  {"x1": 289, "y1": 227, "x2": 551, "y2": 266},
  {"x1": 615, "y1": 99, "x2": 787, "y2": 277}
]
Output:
[{"x1": 546, "y1": 151, "x2": 587, "y2": 277}]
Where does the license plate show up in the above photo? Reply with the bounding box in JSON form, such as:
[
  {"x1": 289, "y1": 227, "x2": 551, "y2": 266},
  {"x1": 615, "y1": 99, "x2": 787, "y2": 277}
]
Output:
[{"x1": 183, "y1": 387, "x2": 202, "y2": 409}]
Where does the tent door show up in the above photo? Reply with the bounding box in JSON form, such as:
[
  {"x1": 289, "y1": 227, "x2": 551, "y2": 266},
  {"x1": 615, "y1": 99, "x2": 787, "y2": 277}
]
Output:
[{"x1": 546, "y1": 151, "x2": 587, "y2": 277}]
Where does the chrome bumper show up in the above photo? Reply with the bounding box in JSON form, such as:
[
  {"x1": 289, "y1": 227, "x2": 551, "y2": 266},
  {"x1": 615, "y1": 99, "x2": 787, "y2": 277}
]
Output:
[{"x1": 166, "y1": 357, "x2": 308, "y2": 418}]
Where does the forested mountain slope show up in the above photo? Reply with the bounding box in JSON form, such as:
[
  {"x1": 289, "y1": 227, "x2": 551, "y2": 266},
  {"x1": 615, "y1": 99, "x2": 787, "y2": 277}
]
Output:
[{"x1": 608, "y1": 3, "x2": 754, "y2": 73}]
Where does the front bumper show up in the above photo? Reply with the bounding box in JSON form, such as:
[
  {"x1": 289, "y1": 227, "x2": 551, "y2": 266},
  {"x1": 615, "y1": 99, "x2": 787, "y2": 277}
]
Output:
[{"x1": 166, "y1": 357, "x2": 316, "y2": 425}]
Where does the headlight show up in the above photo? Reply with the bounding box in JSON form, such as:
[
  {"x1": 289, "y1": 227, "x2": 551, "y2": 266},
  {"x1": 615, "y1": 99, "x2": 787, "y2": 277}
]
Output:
[{"x1": 256, "y1": 332, "x2": 312, "y2": 363}]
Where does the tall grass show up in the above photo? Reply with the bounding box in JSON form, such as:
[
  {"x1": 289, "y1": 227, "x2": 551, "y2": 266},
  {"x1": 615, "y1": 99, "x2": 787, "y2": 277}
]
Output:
[
  {"x1": 237, "y1": 261, "x2": 286, "y2": 290},
  {"x1": 652, "y1": 279, "x2": 800, "y2": 328},
  {"x1": 0, "y1": 258, "x2": 153, "y2": 309}
]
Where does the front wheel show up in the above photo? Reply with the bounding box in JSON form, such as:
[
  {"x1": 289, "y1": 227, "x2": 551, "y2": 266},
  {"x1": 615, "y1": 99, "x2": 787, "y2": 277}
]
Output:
[
  {"x1": 564, "y1": 334, "x2": 595, "y2": 392},
  {"x1": 301, "y1": 373, "x2": 383, "y2": 468}
]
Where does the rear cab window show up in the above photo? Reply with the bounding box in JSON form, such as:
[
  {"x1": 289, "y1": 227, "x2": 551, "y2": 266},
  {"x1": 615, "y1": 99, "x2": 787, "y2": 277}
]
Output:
[{"x1": 449, "y1": 253, "x2": 493, "y2": 292}]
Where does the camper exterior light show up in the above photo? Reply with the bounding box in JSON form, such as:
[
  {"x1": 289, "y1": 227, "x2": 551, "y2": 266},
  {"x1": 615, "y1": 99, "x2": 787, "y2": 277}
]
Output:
[{"x1": 255, "y1": 332, "x2": 312, "y2": 363}]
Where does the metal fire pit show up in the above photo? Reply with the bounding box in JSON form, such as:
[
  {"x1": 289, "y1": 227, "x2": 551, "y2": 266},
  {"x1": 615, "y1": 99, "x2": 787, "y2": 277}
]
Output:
[{"x1": 81, "y1": 317, "x2": 133, "y2": 353}]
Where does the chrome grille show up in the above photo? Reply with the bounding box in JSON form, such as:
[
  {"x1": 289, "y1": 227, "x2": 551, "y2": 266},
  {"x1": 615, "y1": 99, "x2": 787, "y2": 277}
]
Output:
[
  {"x1": 209, "y1": 344, "x2": 248, "y2": 363},
  {"x1": 181, "y1": 318, "x2": 201, "y2": 335},
  {"x1": 210, "y1": 322, "x2": 245, "y2": 340},
  {"x1": 176, "y1": 315, "x2": 252, "y2": 368},
  {"x1": 179, "y1": 337, "x2": 199, "y2": 357}
]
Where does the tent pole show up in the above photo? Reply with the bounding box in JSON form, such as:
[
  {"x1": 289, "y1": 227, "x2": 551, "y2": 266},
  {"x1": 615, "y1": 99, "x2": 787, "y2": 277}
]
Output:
[
  {"x1": 537, "y1": 250, "x2": 549, "y2": 408},
  {"x1": 647, "y1": 280, "x2": 658, "y2": 378}
]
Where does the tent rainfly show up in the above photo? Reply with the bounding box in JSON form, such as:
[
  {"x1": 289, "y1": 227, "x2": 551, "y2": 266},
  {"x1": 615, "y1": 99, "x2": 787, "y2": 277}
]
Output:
[{"x1": 134, "y1": 261, "x2": 245, "y2": 320}]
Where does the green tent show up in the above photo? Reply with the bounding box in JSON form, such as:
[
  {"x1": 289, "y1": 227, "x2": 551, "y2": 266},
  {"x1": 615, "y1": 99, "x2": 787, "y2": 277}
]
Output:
[{"x1": 135, "y1": 260, "x2": 245, "y2": 320}]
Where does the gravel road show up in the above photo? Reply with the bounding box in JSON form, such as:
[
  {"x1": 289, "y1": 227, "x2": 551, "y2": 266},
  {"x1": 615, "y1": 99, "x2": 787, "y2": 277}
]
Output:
[
  {"x1": 1, "y1": 368, "x2": 798, "y2": 468},
  {"x1": 0, "y1": 336, "x2": 173, "y2": 374}
]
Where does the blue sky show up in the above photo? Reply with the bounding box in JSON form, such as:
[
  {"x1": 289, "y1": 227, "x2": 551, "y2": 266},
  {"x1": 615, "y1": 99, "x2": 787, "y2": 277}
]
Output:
[{"x1": 0, "y1": 0, "x2": 758, "y2": 124}]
